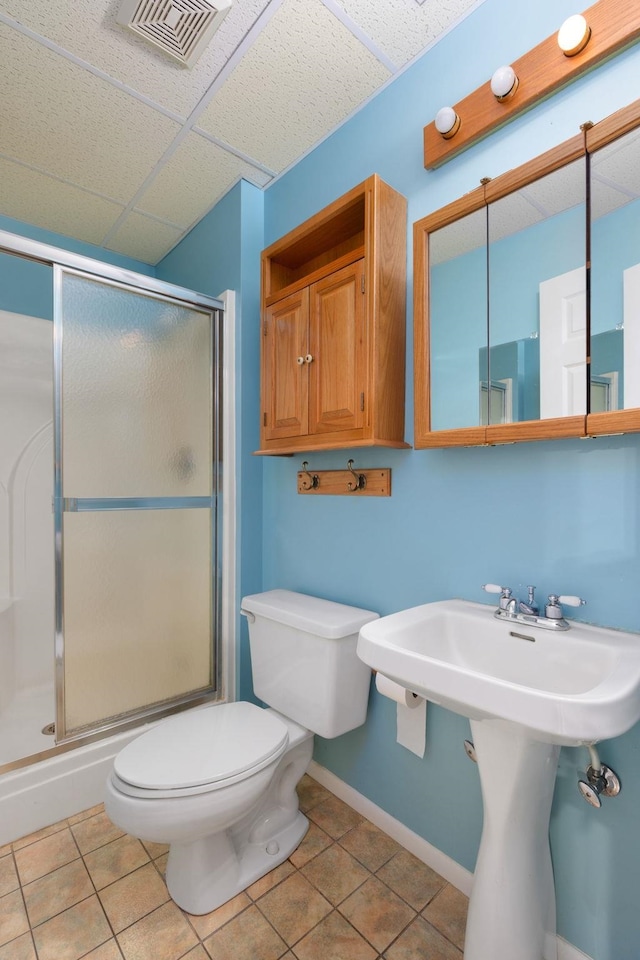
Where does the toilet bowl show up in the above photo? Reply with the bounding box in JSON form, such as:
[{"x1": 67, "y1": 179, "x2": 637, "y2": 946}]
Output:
[
  {"x1": 106, "y1": 701, "x2": 313, "y2": 914},
  {"x1": 105, "y1": 590, "x2": 378, "y2": 915}
]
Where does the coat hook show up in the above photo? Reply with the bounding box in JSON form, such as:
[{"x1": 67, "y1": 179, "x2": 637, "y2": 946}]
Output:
[
  {"x1": 300, "y1": 461, "x2": 319, "y2": 490},
  {"x1": 346, "y1": 459, "x2": 366, "y2": 492}
]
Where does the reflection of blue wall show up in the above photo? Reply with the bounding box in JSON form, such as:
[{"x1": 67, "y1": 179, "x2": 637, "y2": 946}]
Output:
[
  {"x1": 591, "y1": 198, "x2": 640, "y2": 334},
  {"x1": 479, "y1": 338, "x2": 540, "y2": 422},
  {"x1": 430, "y1": 247, "x2": 486, "y2": 429},
  {"x1": 592, "y1": 329, "x2": 624, "y2": 408},
  {"x1": 489, "y1": 204, "x2": 584, "y2": 343},
  {"x1": 431, "y1": 204, "x2": 583, "y2": 428}
]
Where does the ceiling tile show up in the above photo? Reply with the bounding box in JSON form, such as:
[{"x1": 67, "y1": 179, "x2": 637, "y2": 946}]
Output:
[
  {"x1": 591, "y1": 129, "x2": 640, "y2": 198},
  {"x1": 331, "y1": 0, "x2": 484, "y2": 68},
  {"x1": 430, "y1": 208, "x2": 486, "y2": 264},
  {"x1": 590, "y1": 179, "x2": 632, "y2": 222},
  {"x1": 198, "y1": 0, "x2": 391, "y2": 172},
  {"x1": 0, "y1": 0, "x2": 273, "y2": 119},
  {"x1": 136, "y1": 133, "x2": 271, "y2": 228},
  {"x1": 0, "y1": 157, "x2": 125, "y2": 245},
  {"x1": 0, "y1": 23, "x2": 181, "y2": 203},
  {"x1": 523, "y1": 160, "x2": 585, "y2": 217},
  {"x1": 105, "y1": 212, "x2": 184, "y2": 264}
]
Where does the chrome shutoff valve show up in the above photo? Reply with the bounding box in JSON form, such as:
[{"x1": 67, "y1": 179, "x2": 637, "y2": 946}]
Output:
[{"x1": 578, "y1": 764, "x2": 621, "y2": 808}]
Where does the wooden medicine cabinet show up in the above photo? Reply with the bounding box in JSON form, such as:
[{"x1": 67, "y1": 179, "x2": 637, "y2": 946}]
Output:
[
  {"x1": 414, "y1": 95, "x2": 640, "y2": 449},
  {"x1": 586, "y1": 99, "x2": 640, "y2": 437},
  {"x1": 258, "y1": 175, "x2": 408, "y2": 455}
]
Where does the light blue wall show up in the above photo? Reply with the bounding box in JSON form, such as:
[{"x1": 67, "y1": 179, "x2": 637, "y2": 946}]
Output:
[
  {"x1": 157, "y1": 180, "x2": 265, "y2": 701},
  {"x1": 258, "y1": 2, "x2": 640, "y2": 958},
  {"x1": 0, "y1": 214, "x2": 155, "y2": 320}
]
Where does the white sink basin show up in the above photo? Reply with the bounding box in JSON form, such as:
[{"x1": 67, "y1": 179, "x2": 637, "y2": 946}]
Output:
[{"x1": 357, "y1": 599, "x2": 640, "y2": 745}]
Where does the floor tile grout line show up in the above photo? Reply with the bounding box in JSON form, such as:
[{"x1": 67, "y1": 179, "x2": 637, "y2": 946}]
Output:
[
  {"x1": 420, "y1": 882, "x2": 467, "y2": 952},
  {"x1": 84, "y1": 848, "x2": 166, "y2": 942},
  {"x1": 8, "y1": 780, "x2": 467, "y2": 960}
]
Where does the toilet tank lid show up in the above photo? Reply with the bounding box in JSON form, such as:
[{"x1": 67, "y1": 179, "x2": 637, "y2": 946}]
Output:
[{"x1": 241, "y1": 589, "x2": 379, "y2": 639}]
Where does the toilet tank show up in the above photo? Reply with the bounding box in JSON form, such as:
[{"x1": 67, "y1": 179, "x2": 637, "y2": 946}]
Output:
[{"x1": 241, "y1": 590, "x2": 378, "y2": 739}]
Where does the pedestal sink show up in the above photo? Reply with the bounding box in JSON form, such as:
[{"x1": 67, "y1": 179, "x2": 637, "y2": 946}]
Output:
[{"x1": 357, "y1": 599, "x2": 640, "y2": 960}]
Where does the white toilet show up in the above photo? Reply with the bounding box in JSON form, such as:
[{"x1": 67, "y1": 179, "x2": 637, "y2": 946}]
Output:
[{"x1": 105, "y1": 589, "x2": 378, "y2": 915}]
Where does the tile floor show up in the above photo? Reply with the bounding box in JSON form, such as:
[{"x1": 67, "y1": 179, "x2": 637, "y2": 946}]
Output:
[{"x1": 0, "y1": 775, "x2": 467, "y2": 960}]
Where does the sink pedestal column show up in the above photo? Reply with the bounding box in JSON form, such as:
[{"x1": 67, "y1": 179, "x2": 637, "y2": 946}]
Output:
[{"x1": 465, "y1": 719, "x2": 560, "y2": 960}]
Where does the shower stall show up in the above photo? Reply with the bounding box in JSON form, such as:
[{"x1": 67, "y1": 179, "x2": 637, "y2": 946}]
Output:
[{"x1": 0, "y1": 231, "x2": 229, "y2": 835}]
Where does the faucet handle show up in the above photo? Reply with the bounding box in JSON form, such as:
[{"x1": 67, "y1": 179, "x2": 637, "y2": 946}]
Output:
[
  {"x1": 558, "y1": 595, "x2": 586, "y2": 607},
  {"x1": 482, "y1": 583, "x2": 511, "y2": 596},
  {"x1": 483, "y1": 584, "x2": 514, "y2": 612}
]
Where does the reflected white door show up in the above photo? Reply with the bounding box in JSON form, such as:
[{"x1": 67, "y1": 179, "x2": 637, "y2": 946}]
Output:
[{"x1": 539, "y1": 267, "x2": 586, "y2": 419}]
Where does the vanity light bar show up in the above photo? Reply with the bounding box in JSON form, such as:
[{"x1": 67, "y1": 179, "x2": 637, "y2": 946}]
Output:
[{"x1": 424, "y1": 0, "x2": 640, "y2": 169}]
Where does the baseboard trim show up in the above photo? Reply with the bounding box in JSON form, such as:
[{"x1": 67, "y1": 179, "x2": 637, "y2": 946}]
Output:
[{"x1": 308, "y1": 760, "x2": 593, "y2": 960}]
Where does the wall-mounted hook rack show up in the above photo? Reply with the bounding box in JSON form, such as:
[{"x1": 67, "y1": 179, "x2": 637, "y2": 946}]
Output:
[
  {"x1": 297, "y1": 460, "x2": 391, "y2": 497},
  {"x1": 346, "y1": 459, "x2": 366, "y2": 492},
  {"x1": 299, "y1": 461, "x2": 319, "y2": 490}
]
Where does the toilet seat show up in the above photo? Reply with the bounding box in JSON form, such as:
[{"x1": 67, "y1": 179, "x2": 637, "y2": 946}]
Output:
[{"x1": 112, "y1": 701, "x2": 289, "y2": 799}]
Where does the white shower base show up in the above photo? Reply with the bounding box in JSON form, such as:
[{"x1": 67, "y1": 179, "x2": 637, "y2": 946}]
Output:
[
  {"x1": 0, "y1": 717, "x2": 165, "y2": 846},
  {"x1": 0, "y1": 684, "x2": 56, "y2": 767}
]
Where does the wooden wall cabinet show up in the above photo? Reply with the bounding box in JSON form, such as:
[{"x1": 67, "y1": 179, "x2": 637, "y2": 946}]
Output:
[{"x1": 258, "y1": 174, "x2": 408, "y2": 455}]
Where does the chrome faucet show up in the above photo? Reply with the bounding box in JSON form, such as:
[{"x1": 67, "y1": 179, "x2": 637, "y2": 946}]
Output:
[
  {"x1": 518, "y1": 585, "x2": 539, "y2": 616},
  {"x1": 482, "y1": 583, "x2": 586, "y2": 631}
]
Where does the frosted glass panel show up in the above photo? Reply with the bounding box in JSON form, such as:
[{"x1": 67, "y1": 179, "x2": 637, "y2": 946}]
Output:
[
  {"x1": 61, "y1": 272, "x2": 212, "y2": 498},
  {"x1": 62, "y1": 509, "x2": 212, "y2": 734}
]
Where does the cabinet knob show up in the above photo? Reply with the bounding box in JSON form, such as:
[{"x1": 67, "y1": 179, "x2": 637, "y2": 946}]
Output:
[
  {"x1": 296, "y1": 356, "x2": 304, "y2": 365},
  {"x1": 304, "y1": 354, "x2": 314, "y2": 364}
]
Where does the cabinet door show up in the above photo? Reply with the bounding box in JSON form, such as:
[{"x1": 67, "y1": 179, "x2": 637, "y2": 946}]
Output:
[
  {"x1": 262, "y1": 288, "x2": 309, "y2": 441},
  {"x1": 309, "y1": 259, "x2": 366, "y2": 436}
]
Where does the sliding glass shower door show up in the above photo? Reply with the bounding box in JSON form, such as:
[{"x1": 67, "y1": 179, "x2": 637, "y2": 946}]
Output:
[{"x1": 54, "y1": 267, "x2": 221, "y2": 741}]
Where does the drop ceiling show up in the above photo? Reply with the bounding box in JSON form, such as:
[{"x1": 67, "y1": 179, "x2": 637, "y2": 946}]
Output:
[{"x1": 0, "y1": 0, "x2": 483, "y2": 264}]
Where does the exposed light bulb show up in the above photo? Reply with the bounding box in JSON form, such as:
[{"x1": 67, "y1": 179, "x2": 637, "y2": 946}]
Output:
[
  {"x1": 490, "y1": 65, "x2": 519, "y2": 102},
  {"x1": 557, "y1": 14, "x2": 591, "y2": 56},
  {"x1": 434, "y1": 106, "x2": 461, "y2": 140}
]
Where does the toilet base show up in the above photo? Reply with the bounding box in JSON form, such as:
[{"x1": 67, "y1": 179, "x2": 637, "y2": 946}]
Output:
[
  {"x1": 164, "y1": 712, "x2": 313, "y2": 915},
  {"x1": 166, "y1": 810, "x2": 309, "y2": 914}
]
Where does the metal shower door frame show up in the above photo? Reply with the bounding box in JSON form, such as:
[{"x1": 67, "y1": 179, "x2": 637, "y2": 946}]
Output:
[
  {"x1": 52, "y1": 263, "x2": 224, "y2": 744},
  {"x1": 0, "y1": 228, "x2": 228, "y2": 773}
]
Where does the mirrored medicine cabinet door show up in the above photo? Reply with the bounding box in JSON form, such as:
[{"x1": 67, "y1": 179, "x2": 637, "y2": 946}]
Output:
[
  {"x1": 587, "y1": 99, "x2": 640, "y2": 436},
  {"x1": 414, "y1": 136, "x2": 587, "y2": 448},
  {"x1": 414, "y1": 186, "x2": 487, "y2": 446},
  {"x1": 415, "y1": 97, "x2": 640, "y2": 450},
  {"x1": 484, "y1": 140, "x2": 586, "y2": 444}
]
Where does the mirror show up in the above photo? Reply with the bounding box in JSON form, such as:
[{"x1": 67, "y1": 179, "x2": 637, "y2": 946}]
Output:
[
  {"x1": 413, "y1": 186, "x2": 487, "y2": 447},
  {"x1": 486, "y1": 155, "x2": 586, "y2": 440},
  {"x1": 414, "y1": 140, "x2": 586, "y2": 447},
  {"x1": 589, "y1": 117, "x2": 640, "y2": 433},
  {"x1": 414, "y1": 98, "x2": 640, "y2": 450},
  {"x1": 429, "y1": 206, "x2": 487, "y2": 432}
]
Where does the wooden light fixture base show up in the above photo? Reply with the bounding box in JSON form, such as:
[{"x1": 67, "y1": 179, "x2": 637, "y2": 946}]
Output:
[{"x1": 424, "y1": 0, "x2": 640, "y2": 169}]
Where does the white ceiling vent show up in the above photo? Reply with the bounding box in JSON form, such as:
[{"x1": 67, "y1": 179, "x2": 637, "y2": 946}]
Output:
[{"x1": 116, "y1": 0, "x2": 232, "y2": 68}]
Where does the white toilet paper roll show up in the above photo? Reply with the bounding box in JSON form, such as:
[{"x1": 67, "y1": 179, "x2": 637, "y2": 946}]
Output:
[
  {"x1": 375, "y1": 673, "x2": 427, "y2": 758},
  {"x1": 375, "y1": 673, "x2": 422, "y2": 708}
]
